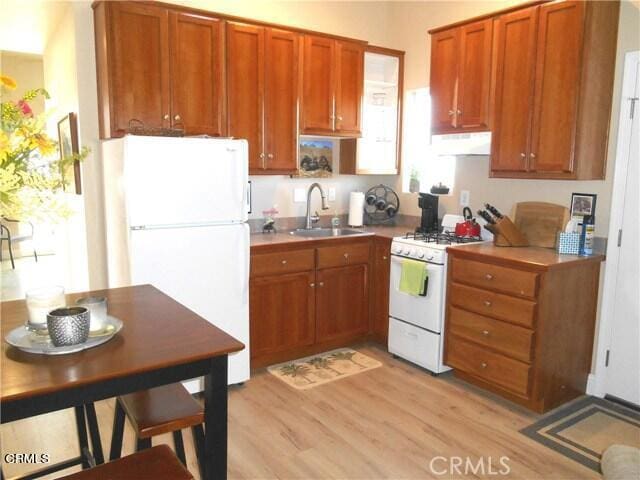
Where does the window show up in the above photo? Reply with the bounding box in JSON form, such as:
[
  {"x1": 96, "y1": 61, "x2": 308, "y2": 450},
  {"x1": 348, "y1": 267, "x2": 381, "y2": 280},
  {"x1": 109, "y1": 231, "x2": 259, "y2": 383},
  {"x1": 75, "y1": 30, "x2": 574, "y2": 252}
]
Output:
[{"x1": 401, "y1": 88, "x2": 456, "y2": 194}]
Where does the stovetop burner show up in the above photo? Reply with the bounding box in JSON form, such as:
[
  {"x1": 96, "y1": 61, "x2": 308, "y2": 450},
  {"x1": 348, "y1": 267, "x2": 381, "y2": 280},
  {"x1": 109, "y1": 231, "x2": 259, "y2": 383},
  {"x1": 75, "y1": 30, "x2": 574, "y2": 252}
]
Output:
[{"x1": 403, "y1": 229, "x2": 483, "y2": 245}]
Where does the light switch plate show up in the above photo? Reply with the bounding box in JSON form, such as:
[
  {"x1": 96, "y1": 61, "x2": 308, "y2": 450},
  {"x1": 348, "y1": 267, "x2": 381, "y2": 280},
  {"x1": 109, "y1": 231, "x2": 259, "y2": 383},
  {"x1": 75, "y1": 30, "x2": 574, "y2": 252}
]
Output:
[
  {"x1": 294, "y1": 188, "x2": 306, "y2": 203},
  {"x1": 460, "y1": 190, "x2": 470, "y2": 207},
  {"x1": 328, "y1": 187, "x2": 336, "y2": 201}
]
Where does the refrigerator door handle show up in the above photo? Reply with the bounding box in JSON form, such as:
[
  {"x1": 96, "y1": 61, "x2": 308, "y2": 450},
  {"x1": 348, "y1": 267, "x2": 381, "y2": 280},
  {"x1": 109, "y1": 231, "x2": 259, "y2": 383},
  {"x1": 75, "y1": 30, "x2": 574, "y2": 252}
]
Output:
[{"x1": 241, "y1": 227, "x2": 249, "y2": 305}]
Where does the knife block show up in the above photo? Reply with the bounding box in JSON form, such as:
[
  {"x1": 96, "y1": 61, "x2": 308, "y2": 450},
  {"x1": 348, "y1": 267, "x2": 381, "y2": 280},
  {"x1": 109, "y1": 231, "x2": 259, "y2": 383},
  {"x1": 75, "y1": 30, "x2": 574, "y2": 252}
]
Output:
[{"x1": 486, "y1": 216, "x2": 529, "y2": 247}]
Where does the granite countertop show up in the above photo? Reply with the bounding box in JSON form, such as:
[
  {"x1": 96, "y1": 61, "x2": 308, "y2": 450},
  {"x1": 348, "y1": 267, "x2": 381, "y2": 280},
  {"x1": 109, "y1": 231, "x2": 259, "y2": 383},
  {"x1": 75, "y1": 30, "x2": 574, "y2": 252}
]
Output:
[{"x1": 447, "y1": 242, "x2": 605, "y2": 270}]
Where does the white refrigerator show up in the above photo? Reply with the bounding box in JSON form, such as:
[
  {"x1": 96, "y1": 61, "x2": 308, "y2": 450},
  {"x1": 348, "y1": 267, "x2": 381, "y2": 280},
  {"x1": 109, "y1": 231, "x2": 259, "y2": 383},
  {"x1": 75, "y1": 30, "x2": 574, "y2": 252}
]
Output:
[{"x1": 101, "y1": 135, "x2": 250, "y2": 390}]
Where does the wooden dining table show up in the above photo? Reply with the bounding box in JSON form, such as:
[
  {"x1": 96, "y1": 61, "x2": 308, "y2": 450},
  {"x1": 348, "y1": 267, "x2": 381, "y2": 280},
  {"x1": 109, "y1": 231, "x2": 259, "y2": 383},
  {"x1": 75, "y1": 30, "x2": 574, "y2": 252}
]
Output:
[{"x1": 1, "y1": 284, "x2": 244, "y2": 480}]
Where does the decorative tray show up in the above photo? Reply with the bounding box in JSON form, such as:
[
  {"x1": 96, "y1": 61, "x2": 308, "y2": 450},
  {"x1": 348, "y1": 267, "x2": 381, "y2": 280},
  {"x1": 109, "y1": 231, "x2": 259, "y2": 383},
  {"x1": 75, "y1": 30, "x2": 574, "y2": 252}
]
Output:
[{"x1": 4, "y1": 316, "x2": 123, "y2": 355}]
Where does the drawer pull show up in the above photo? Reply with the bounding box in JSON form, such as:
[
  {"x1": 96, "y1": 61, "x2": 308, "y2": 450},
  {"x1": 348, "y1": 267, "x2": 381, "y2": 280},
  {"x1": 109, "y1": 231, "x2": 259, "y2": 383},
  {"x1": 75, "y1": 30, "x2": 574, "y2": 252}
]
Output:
[
  {"x1": 482, "y1": 330, "x2": 490, "y2": 336},
  {"x1": 481, "y1": 362, "x2": 488, "y2": 369},
  {"x1": 319, "y1": 282, "x2": 324, "y2": 287},
  {"x1": 485, "y1": 274, "x2": 493, "y2": 280},
  {"x1": 310, "y1": 283, "x2": 315, "y2": 288},
  {"x1": 281, "y1": 260, "x2": 287, "y2": 265},
  {"x1": 343, "y1": 253, "x2": 350, "y2": 259},
  {"x1": 484, "y1": 300, "x2": 492, "y2": 307}
]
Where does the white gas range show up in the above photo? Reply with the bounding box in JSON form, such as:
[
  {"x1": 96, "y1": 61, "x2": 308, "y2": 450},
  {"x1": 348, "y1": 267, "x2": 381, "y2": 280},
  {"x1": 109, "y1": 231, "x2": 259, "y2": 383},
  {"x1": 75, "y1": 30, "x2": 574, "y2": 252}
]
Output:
[{"x1": 388, "y1": 214, "x2": 489, "y2": 374}]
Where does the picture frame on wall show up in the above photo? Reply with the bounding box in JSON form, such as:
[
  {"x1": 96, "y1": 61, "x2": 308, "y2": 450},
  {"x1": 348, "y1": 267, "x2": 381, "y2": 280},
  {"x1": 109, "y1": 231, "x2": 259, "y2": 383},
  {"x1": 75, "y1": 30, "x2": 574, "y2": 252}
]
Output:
[
  {"x1": 57, "y1": 112, "x2": 82, "y2": 194},
  {"x1": 292, "y1": 138, "x2": 335, "y2": 178},
  {"x1": 570, "y1": 193, "x2": 597, "y2": 221}
]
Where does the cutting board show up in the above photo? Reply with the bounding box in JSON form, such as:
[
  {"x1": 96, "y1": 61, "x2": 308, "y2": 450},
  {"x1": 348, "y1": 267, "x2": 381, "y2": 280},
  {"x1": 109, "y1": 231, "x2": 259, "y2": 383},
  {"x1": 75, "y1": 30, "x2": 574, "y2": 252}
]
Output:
[{"x1": 513, "y1": 202, "x2": 570, "y2": 248}]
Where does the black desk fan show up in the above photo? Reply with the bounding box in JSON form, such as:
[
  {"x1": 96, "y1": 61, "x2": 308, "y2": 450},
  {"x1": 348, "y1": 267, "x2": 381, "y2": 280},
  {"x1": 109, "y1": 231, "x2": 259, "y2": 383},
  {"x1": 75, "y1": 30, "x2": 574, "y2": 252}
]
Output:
[{"x1": 364, "y1": 184, "x2": 400, "y2": 224}]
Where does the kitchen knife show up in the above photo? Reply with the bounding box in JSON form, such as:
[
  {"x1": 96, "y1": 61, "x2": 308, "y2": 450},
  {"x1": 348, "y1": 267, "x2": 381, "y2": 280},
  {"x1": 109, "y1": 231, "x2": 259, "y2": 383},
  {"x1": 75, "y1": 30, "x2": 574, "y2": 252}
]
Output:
[
  {"x1": 485, "y1": 204, "x2": 503, "y2": 218},
  {"x1": 477, "y1": 210, "x2": 496, "y2": 224}
]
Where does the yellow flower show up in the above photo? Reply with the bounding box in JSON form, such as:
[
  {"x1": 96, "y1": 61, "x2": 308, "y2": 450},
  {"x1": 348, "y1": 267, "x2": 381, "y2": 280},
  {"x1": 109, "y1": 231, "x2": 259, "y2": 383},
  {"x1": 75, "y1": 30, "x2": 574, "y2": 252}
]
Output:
[
  {"x1": 0, "y1": 75, "x2": 17, "y2": 90},
  {"x1": 34, "y1": 134, "x2": 56, "y2": 156}
]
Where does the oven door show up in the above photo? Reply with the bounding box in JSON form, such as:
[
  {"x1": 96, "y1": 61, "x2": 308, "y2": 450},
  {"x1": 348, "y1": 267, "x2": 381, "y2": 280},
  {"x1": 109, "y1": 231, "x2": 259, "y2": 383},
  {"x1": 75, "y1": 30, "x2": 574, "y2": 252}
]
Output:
[{"x1": 389, "y1": 255, "x2": 445, "y2": 333}]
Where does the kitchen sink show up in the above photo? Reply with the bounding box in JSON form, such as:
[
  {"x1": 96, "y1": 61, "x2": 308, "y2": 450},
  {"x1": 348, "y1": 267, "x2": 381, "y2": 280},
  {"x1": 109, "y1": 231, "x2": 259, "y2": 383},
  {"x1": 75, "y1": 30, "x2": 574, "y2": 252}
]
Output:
[{"x1": 289, "y1": 228, "x2": 365, "y2": 238}]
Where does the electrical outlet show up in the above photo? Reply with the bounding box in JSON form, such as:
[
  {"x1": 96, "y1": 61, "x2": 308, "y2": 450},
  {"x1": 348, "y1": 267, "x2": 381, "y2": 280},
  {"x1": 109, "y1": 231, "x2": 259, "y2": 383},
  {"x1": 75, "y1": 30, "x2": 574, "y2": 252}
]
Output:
[
  {"x1": 294, "y1": 188, "x2": 306, "y2": 203},
  {"x1": 460, "y1": 190, "x2": 470, "y2": 207},
  {"x1": 328, "y1": 187, "x2": 336, "y2": 201}
]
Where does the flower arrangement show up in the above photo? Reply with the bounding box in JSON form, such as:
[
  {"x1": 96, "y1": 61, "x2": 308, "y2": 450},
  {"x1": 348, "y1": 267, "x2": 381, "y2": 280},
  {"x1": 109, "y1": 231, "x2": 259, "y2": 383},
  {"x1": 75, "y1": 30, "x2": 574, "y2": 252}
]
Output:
[{"x1": 0, "y1": 74, "x2": 87, "y2": 222}]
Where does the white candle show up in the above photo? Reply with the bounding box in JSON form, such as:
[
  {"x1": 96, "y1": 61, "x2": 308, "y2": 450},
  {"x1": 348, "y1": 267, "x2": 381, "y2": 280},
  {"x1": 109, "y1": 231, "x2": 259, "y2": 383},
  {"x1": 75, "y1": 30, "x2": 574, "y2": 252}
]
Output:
[{"x1": 26, "y1": 286, "x2": 65, "y2": 328}]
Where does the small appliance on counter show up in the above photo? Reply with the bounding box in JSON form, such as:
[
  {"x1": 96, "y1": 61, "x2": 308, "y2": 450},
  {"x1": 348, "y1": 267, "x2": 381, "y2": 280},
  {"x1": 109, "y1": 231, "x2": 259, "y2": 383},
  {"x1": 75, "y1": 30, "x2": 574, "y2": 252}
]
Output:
[{"x1": 417, "y1": 193, "x2": 439, "y2": 234}]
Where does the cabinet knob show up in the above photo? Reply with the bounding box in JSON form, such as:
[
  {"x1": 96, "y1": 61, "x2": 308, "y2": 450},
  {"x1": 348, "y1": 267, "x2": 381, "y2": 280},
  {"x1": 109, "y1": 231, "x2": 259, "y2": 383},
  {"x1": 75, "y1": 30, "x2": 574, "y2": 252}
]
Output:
[
  {"x1": 259, "y1": 153, "x2": 265, "y2": 159},
  {"x1": 329, "y1": 115, "x2": 335, "y2": 120},
  {"x1": 319, "y1": 281, "x2": 324, "y2": 287},
  {"x1": 337, "y1": 115, "x2": 343, "y2": 121},
  {"x1": 343, "y1": 253, "x2": 349, "y2": 259},
  {"x1": 457, "y1": 109, "x2": 462, "y2": 115},
  {"x1": 482, "y1": 330, "x2": 490, "y2": 336},
  {"x1": 267, "y1": 153, "x2": 274, "y2": 159},
  {"x1": 163, "y1": 114, "x2": 170, "y2": 120},
  {"x1": 281, "y1": 260, "x2": 287, "y2": 265},
  {"x1": 383, "y1": 256, "x2": 388, "y2": 260},
  {"x1": 481, "y1": 362, "x2": 488, "y2": 368},
  {"x1": 530, "y1": 153, "x2": 536, "y2": 159},
  {"x1": 310, "y1": 283, "x2": 315, "y2": 288},
  {"x1": 448, "y1": 110, "x2": 455, "y2": 116},
  {"x1": 520, "y1": 152, "x2": 526, "y2": 158},
  {"x1": 484, "y1": 300, "x2": 492, "y2": 307},
  {"x1": 485, "y1": 274, "x2": 493, "y2": 280},
  {"x1": 174, "y1": 115, "x2": 181, "y2": 121}
]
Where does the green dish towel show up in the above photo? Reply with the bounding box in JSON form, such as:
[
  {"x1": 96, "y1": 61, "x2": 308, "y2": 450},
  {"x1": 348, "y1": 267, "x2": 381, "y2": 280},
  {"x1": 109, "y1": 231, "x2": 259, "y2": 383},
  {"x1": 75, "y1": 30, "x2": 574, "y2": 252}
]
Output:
[{"x1": 399, "y1": 258, "x2": 428, "y2": 296}]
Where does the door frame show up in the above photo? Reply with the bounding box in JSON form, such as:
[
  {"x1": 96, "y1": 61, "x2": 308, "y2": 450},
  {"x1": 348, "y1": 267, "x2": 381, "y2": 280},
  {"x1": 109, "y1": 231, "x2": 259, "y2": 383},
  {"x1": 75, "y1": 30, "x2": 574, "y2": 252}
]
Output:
[{"x1": 589, "y1": 50, "x2": 639, "y2": 398}]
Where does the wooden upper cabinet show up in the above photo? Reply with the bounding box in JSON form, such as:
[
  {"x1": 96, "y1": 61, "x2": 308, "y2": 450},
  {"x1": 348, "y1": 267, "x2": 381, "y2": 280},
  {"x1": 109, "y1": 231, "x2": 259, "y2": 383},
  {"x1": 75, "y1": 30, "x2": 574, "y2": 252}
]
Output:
[
  {"x1": 226, "y1": 22, "x2": 265, "y2": 171},
  {"x1": 108, "y1": 2, "x2": 171, "y2": 136},
  {"x1": 301, "y1": 35, "x2": 336, "y2": 134},
  {"x1": 457, "y1": 19, "x2": 493, "y2": 130},
  {"x1": 169, "y1": 12, "x2": 225, "y2": 136},
  {"x1": 335, "y1": 41, "x2": 364, "y2": 135},
  {"x1": 490, "y1": 6, "x2": 539, "y2": 173},
  {"x1": 529, "y1": 1, "x2": 585, "y2": 174},
  {"x1": 430, "y1": 28, "x2": 459, "y2": 133},
  {"x1": 264, "y1": 28, "x2": 300, "y2": 173},
  {"x1": 429, "y1": 19, "x2": 492, "y2": 134}
]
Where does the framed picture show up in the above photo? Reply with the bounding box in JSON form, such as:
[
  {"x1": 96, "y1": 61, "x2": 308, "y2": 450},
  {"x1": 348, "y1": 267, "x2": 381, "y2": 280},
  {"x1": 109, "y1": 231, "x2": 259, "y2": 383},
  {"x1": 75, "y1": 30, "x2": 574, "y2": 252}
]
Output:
[
  {"x1": 57, "y1": 112, "x2": 81, "y2": 194},
  {"x1": 293, "y1": 138, "x2": 335, "y2": 178},
  {"x1": 570, "y1": 193, "x2": 597, "y2": 220}
]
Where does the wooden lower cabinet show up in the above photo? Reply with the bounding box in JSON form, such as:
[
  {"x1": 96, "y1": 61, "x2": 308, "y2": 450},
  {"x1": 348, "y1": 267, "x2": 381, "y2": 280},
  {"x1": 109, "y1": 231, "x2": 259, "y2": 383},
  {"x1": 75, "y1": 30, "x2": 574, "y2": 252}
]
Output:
[
  {"x1": 316, "y1": 264, "x2": 369, "y2": 343},
  {"x1": 250, "y1": 239, "x2": 375, "y2": 368},
  {"x1": 444, "y1": 244, "x2": 603, "y2": 413},
  {"x1": 249, "y1": 270, "x2": 315, "y2": 360},
  {"x1": 371, "y1": 237, "x2": 391, "y2": 344}
]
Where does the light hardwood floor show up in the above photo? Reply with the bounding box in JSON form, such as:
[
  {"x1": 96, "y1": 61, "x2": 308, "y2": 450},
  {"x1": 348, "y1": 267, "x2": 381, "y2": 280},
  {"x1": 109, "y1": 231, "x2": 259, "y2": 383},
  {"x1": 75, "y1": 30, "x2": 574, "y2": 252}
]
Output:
[{"x1": 1, "y1": 344, "x2": 598, "y2": 479}]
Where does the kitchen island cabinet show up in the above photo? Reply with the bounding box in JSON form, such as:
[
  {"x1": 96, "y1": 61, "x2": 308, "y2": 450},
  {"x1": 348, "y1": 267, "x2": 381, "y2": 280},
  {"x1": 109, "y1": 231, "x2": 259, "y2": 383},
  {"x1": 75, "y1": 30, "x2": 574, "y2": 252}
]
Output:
[{"x1": 444, "y1": 243, "x2": 604, "y2": 413}]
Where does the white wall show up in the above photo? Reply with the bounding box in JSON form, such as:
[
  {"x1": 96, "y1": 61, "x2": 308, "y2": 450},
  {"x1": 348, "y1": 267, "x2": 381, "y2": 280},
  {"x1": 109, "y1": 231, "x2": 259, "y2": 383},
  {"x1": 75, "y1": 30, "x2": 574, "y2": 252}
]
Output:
[
  {"x1": 0, "y1": 52, "x2": 45, "y2": 114},
  {"x1": 386, "y1": 0, "x2": 640, "y2": 237}
]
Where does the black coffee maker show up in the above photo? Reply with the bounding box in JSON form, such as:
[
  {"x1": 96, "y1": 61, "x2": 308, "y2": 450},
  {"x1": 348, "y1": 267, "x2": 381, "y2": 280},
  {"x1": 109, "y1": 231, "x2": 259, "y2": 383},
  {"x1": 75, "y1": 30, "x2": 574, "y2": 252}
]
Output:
[{"x1": 417, "y1": 193, "x2": 439, "y2": 233}]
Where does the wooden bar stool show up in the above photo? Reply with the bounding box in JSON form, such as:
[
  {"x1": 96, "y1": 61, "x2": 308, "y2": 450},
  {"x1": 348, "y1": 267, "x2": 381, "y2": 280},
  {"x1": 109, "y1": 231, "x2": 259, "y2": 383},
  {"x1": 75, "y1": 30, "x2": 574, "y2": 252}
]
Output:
[
  {"x1": 109, "y1": 383, "x2": 205, "y2": 478},
  {"x1": 59, "y1": 444, "x2": 193, "y2": 479}
]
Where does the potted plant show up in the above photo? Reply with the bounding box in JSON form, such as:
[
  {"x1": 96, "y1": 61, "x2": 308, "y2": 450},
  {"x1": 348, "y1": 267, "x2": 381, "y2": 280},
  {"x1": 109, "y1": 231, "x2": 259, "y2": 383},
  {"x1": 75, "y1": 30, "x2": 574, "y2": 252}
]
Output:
[
  {"x1": 409, "y1": 167, "x2": 421, "y2": 193},
  {"x1": 0, "y1": 74, "x2": 87, "y2": 222}
]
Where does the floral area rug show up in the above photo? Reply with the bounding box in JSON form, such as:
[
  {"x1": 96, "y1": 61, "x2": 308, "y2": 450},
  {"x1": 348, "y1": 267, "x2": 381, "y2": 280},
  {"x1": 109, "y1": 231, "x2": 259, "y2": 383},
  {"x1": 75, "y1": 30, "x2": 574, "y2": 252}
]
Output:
[{"x1": 267, "y1": 348, "x2": 382, "y2": 390}]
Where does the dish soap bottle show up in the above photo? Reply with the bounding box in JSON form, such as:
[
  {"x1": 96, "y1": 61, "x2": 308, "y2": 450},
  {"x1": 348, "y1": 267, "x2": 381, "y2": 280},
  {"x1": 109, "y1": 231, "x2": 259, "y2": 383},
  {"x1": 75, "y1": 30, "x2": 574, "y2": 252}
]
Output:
[{"x1": 331, "y1": 211, "x2": 340, "y2": 228}]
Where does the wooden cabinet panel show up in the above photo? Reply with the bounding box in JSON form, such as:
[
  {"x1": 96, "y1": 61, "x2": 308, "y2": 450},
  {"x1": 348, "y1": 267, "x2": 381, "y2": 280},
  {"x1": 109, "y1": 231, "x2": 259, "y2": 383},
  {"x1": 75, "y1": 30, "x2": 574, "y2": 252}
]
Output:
[
  {"x1": 316, "y1": 264, "x2": 369, "y2": 343},
  {"x1": 110, "y1": 3, "x2": 170, "y2": 136},
  {"x1": 335, "y1": 41, "x2": 364, "y2": 135},
  {"x1": 264, "y1": 28, "x2": 300, "y2": 173},
  {"x1": 529, "y1": 1, "x2": 585, "y2": 174},
  {"x1": 371, "y1": 237, "x2": 391, "y2": 344},
  {"x1": 226, "y1": 22, "x2": 265, "y2": 171},
  {"x1": 449, "y1": 282, "x2": 536, "y2": 328},
  {"x1": 448, "y1": 307, "x2": 534, "y2": 363},
  {"x1": 301, "y1": 35, "x2": 335, "y2": 134},
  {"x1": 490, "y1": 6, "x2": 538, "y2": 173},
  {"x1": 251, "y1": 249, "x2": 315, "y2": 277},
  {"x1": 250, "y1": 271, "x2": 315, "y2": 358},
  {"x1": 446, "y1": 335, "x2": 531, "y2": 397},
  {"x1": 169, "y1": 12, "x2": 225, "y2": 136},
  {"x1": 457, "y1": 19, "x2": 493, "y2": 130},
  {"x1": 317, "y1": 242, "x2": 370, "y2": 269},
  {"x1": 430, "y1": 28, "x2": 458, "y2": 133},
  {"x1": 451, "y1": 257, "x2": 539, "y2": 298}
]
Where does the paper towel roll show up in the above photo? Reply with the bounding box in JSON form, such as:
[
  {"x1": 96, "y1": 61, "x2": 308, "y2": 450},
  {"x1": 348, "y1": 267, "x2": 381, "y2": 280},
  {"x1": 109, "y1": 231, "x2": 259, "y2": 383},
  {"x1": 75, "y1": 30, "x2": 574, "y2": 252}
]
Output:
[{"x1": 348, "y1": 191, "x2": 365, "y2": 227}]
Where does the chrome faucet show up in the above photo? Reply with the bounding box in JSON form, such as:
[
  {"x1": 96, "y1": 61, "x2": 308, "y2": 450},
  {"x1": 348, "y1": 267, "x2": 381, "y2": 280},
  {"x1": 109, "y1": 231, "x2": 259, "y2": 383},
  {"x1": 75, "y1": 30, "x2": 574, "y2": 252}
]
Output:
[{"x1": 305, "y1": 183, "x2": 330, "y2": 229}]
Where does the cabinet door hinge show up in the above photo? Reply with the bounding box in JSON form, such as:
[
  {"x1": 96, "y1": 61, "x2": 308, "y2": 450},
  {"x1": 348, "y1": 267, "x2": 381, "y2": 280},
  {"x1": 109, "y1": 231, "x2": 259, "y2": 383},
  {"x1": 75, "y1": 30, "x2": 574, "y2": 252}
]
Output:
[{"x1": 605, "y1": 349, "x2": 610, "y2": 367}]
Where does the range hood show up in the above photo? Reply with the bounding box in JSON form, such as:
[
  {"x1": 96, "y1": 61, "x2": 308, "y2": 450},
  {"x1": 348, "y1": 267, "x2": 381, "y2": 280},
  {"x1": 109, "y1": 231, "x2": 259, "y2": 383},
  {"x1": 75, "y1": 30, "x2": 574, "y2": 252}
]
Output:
[{"x1": 431, "y1": 131, "x2": 491, "y2": 156}]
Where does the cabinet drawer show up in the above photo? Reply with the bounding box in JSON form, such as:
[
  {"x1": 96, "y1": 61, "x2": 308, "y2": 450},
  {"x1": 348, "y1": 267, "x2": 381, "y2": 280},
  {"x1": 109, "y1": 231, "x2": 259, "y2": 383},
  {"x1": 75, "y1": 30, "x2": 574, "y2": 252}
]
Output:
[
  {"x1": 317, "y1": 242, "x2": 370, "y2": 269},
  {"x1": 251, "y1": 249, "x2": 315, "y2": 277},
  {"x1": 446, "y1": 336, "x2": 531, "y2": 397},
  {"x1": 449, "y1": 283, "x2": 536, "y2": 328},
  {"x1": 448, "y1": 307, "x2": 534, "y2": 363},
  {"x1": 451, "y1": 257, "x2": 539, "y2": 298}
]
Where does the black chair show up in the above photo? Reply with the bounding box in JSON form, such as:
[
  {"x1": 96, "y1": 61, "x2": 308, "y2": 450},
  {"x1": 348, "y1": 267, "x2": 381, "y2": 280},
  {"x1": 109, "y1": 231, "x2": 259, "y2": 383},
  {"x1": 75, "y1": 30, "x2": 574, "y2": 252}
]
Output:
[{"x1": 0, "y1": 218, "x2": 38, "y2": 269}]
